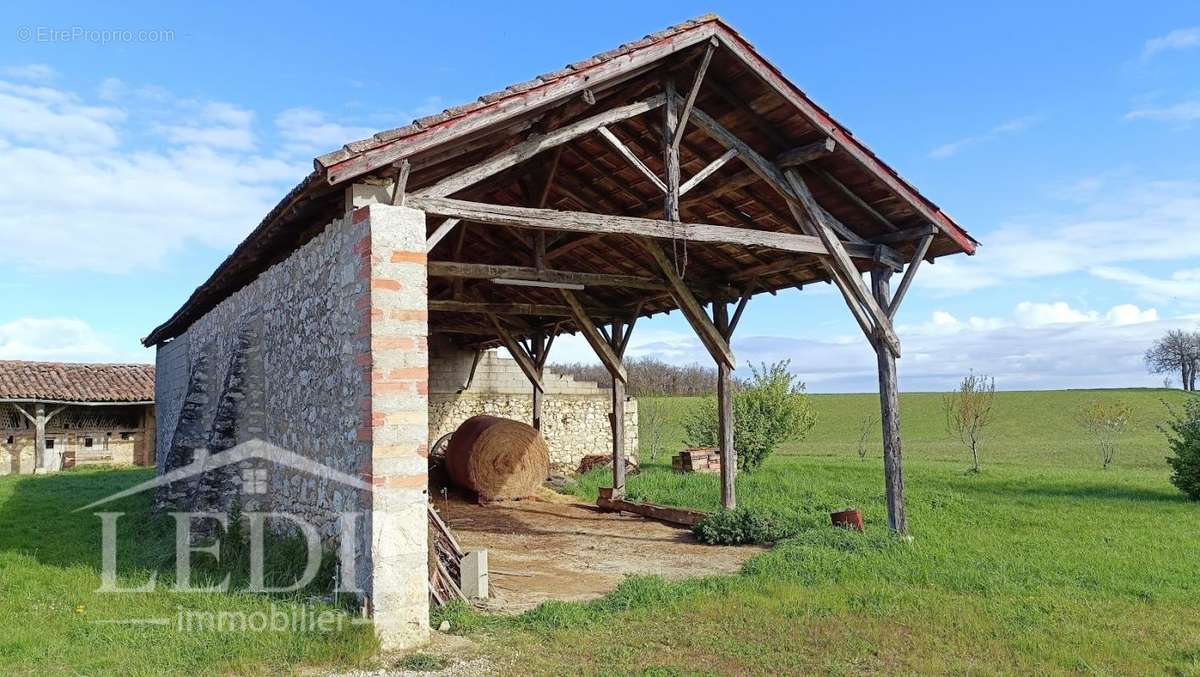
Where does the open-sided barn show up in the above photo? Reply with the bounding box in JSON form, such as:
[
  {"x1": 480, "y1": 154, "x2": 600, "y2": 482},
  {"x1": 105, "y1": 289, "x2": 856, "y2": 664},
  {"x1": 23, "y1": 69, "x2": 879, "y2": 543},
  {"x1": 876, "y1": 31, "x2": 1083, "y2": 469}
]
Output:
[{"x1": 143, "y1": 14, "x2": 976, "y2": 650}]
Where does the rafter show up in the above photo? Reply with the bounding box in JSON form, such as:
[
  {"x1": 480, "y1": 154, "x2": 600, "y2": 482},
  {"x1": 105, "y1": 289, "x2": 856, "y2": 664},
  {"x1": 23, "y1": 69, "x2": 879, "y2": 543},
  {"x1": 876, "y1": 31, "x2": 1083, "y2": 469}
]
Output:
[
  {"x1": 672, "y1": 38, "x2": 718, "y2": 152},
  {"x1": 427, "y1": 261, "x2": 667, "y2": 291},
  {"x1": 597, "y1": 126, "x2": 667, "y2": 193},
  {"x1": 419, "y1": 94, "x2": 666, "y2": 198}
]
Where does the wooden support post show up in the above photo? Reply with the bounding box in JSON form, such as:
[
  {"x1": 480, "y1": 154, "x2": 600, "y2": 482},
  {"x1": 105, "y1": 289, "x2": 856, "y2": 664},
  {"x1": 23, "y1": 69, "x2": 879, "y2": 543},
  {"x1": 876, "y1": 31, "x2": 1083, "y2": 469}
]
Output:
[
  {"x1": 610, "y1": 356, "x2": 626, "y2": 497},
  {"x1": 713, "y1": 303, "x2": 736, "y2": 509},
  {"x1": 531, "y1": 328, "x2": 546, "y2": 430},
  {"x1": 34, "y1": 403, "x2": 47, "y2": 471},
  {"x1": 871, "y1": 268, "x2": 907, "y2": 535}
]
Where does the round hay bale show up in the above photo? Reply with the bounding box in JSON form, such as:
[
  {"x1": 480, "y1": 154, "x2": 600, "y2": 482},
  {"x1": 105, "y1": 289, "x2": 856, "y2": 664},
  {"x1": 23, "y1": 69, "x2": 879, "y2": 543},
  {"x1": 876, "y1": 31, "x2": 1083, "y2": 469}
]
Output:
[{"x1": 445, "y1": 415, "x2": 550, "y2": 501}]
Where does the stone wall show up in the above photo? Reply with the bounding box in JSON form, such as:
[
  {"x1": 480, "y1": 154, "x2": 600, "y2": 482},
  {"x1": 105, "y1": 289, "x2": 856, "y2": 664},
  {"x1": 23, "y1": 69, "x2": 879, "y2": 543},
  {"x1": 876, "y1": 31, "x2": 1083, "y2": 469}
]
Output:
[
  {"x1": 428, "y1": 349, "x2": 637, "y2": 468},
  {"x1": 151, "y1": 204, "x2": 430, "y2": 648},
  {"x1": 2, "y1": 403, "x2": 154, "y2": 475}
]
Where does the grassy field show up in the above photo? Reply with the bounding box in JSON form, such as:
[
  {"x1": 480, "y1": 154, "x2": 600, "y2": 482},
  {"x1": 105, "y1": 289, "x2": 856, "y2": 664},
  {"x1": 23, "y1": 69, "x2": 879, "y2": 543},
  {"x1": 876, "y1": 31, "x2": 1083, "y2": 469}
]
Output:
[
  {"x1": 453, "y1": 388, "x2": 1200, "y2": 675},
  {"x1": 1, "y1": 388, "x2": 1197, "y2": 674}
]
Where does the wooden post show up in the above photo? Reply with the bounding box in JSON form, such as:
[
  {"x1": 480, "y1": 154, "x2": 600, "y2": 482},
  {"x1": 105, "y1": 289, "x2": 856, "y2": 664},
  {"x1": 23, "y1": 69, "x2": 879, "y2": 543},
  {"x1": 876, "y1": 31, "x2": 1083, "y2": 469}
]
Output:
[
  {"x1": 872, "y1": 268, "x2": 907, "y2": 535},
  {"x1": 531, "y1": 328, "x2": 546, "y2": 431},
  {"x1": 713, "y1": 304, "x2": 736, "y2": 509},
  {"x1": 33, "y1": 403, "x2": 46, "y2": 471},
  {"x1": 609, "y1": 320, "x2": 626, "y2": 498}
]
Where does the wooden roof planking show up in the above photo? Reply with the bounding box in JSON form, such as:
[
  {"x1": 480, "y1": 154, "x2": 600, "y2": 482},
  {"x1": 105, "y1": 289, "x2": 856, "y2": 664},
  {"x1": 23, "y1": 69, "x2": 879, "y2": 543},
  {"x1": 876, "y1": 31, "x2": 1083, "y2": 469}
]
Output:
[{"x1": 143, "y1": 14, "x2": 978, "y2": 349}]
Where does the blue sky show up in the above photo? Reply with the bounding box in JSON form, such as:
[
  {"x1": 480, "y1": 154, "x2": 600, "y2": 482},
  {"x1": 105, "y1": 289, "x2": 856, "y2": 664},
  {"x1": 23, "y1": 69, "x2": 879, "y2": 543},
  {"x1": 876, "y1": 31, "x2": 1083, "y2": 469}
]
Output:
[{"x1": 1, "y1": 2, "x2": 1198, "y2": 392}]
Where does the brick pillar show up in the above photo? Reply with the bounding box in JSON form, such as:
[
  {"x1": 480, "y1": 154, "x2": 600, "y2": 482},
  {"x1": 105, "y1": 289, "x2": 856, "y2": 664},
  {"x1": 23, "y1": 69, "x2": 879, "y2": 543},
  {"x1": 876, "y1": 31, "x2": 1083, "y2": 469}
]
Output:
[{"x1": 352, "y1": 203, "x2": 430, "y2": 651}]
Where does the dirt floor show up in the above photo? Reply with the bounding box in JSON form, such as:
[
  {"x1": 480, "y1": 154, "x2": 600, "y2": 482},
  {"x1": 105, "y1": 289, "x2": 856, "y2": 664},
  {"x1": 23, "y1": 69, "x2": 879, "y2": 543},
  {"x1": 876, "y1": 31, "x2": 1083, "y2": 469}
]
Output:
[{"x1": 435, "y1": 490, "x2": 764, "y2": 612}]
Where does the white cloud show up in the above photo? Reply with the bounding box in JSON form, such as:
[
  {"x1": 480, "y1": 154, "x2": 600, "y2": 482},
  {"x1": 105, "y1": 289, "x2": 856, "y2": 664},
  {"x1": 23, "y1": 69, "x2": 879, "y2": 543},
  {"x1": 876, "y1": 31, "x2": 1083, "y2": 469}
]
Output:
[
  {"x1": 155, "y1": 101, "x2": 257, "y2": 151},
  {"x1": 1090, "y1": 266, "x2": 1200, "y2": 303},
  {"x1": 0, "y1": 77, "x2": 308, "y2": 272},
  {"x1": 1125, "y1": 99, "x2": 1200, "y2": 124},
  {"x1": 3, "y1": 64, "x2": 58, "y2": 81},
  {"x1": 0, "y1": 317, "x2": 138, "y2": 362},
  {"x1": 275, "y1": 107, "x2": 375, "y2": 156},
  {"x1": 919, "y1": 177, "x2": 1200, "y2": 296},
  {"x1": 929, "y1": 115, "x2": 1043, "y2": 159},
  {"x1": 1142, "y1": 26, "x2": 1200, "y2": 60}
]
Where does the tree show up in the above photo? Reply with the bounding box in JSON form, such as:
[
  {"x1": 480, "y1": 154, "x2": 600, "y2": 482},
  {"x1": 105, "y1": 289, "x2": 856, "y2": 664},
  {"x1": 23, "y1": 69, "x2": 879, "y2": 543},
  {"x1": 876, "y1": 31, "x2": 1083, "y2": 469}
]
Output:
[
  {"x1": 683, "y1": 360, "x2": 817, "y2": 472},
  {"x1": 855, "y1": 414, "x2": 877, "y2": 461},
  {"x1": 1076, "y1": 400, "x2": 1133, "y2": 470},
  {"x1": 1164, "y1": 396, "x2": 1200, "y2": 500},
  {"x1": 638, "y1": 397, "x2": 668, "y2": 462},
  {"x1": 943, "y1": 372, "x2": 996, "y2": 473},
  {"x1": 1146, "y1": 330, "x2": 1200, "y2": 392}
]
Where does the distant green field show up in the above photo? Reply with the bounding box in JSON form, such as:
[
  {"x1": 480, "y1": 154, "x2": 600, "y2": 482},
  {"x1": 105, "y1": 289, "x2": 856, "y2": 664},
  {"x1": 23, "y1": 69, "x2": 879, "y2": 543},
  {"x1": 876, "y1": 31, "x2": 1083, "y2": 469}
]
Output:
[
  {"x1": 458, "y1": 388, "x2": 1200, "y2": 674},
  {"x1": 641, "y1": 388, "x2": 1187, "y2": 470}
]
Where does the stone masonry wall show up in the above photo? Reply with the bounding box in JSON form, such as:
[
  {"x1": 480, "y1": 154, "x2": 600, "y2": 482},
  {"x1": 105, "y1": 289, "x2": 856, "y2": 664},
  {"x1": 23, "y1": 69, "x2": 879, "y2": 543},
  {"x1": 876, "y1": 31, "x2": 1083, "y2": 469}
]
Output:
[
  {"x1": 428, "y1": 348, "x2": 638, "y2": 468},
  {"x1": 151, "y1": 203, "x2": 430, "y2": 650}
]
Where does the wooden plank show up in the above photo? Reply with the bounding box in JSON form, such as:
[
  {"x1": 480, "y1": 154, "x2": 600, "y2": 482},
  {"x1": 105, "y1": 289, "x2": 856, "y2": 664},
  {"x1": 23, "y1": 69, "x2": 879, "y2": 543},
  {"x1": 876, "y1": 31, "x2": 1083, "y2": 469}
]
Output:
[
  {"x1": 425, "y1": 218, "x2": 461, "y2": 252},
  {"x1": 488, "y1": 313, "x2": 544, "y2": 392},
  {"x1": 641, "y1": 239, "x2": 736, "y2": 369},
  {"x1": 887, "y1": 233, "x2": 934, "y2": 319},
  {"x1": 785, "y1": 170, "x2": 901, "y2": 356},
  {"x1": 559, "y1": 290, "x2": 628, "y2": 382},
  {"x1": 776, "y1": 138, "x2": 836, "y2": 168},
  {"x1": 680, "y1": 147, "x2": 738, "y2": 196},
  {"x1": 596, "y1": 497, "x2": 708, "y2": 527},
  {"x1": 323, "y1": 23, "x2": 719, "y2": 184},
  {"x1": 407, "y1": 196, "x2": 895, "y2": 261},
  {"x1": 611, "y1": 371, "x2": 626, "y2": 496},
  {"x1": 419, "y1": 95, "x2": 665, "y2": 198},
  {"x1": 872, "y1": 268, "x2": 907, "y2": 536},
  {"x1": 428, "y1": 261, "x2": 667, "y2": 291},
  {"x1": 673, "y1": 38, "x2": 718, "y2": 152},
  {"x1": 598, "y1": 126, "x2": 667, "y2": 193}
]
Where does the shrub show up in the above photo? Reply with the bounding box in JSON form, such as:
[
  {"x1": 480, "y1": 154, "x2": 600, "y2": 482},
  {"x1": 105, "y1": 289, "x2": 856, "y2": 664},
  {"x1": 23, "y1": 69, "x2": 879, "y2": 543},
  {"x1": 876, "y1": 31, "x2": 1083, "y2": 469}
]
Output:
[
  {"x1": 1165, "y1": 397, "x2": 1200, "y2": 500},
  {"x1": 1076, "y1": 400, "x2": 1134, "y2": 469},
  {"x1": 682, "y1": 360, "x2": 817, "y2": 472},
  {"x1": 693, "y1": 507, "x2": 794, "y2": 545}
]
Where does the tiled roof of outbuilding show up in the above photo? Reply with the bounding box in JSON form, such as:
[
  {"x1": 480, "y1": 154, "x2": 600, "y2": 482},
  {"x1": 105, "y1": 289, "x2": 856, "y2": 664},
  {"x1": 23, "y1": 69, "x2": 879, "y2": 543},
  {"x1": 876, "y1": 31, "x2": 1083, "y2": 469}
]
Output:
[{"x1": 0, "y1": 361, "x2": 155, "y2": 403}]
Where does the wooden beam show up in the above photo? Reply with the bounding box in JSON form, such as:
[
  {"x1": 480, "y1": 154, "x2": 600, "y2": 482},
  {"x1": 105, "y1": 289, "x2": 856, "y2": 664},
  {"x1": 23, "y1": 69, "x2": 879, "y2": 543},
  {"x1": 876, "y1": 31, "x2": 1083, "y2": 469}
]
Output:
[
  {"x1": 431, "y1": 299, "x2": 577, "y2": 317},
  {"x1": 428, "y1": 261, "x2": 667, "y2": 291},
  {"x1": 418, "y1": 95, "x2": 665, "y2": 198},
  {"x1": 390, "y1": 159, "x2": 411, "y2": 206},
  {"x1": 488, "y1": 314, "x2": 544, "y2": 392},
  {"x1": 785, "y1": 170, "x2": 901, "y2": 357},
  {"x1": 597, "y1": 126, "x2": 667, "y2": 193},
  {"x1": 641, "y1": 239, "x2": 735, "y2": 369},
  {"x1": 871, "y1": 223, "x2": 937, "y2": 246},
  {"x1": 776, "y1": 138, "x2": 836, "y2": 168},
  {"x1": 816, "y1": 168, "x2": 898, "y2": 233},
  {"x1": 531, "y1": 327, "x2": 547, "y2": 430},
  {"x1": 887, "y1": 233, "x2": 934, "y2": 319},
  {"x1": 672, "y1": 38, "x2": 718, "y2": 152},
  {"x1": 597, "y1": 496, "x2": 708, "y2": 526},
  {"x1": 872, "y1": 268, "x2": 907, "y2": 535},
  {"x1": 425, "y1": 218, "x2": 461, "y2": 252},
  {"x1": 680, "y1": 147, "x2": 738, "y2": 196},
  {"x1": 559, "y1": 290, "x2": 628, "y2": 383},
  {"x1": 407, "y1": 196, "x2": 894, "y2": 261},
  {"x1": 726, "y1": 281, "x2": 755, "y2": 338}
]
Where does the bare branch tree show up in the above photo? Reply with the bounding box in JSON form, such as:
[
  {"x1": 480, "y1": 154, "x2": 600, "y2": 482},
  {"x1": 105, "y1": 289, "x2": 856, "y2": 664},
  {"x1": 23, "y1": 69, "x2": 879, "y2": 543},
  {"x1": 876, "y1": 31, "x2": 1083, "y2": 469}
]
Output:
[
  {"x1": 638, "y1": 398, "x2": 668, "y2": 462},
  {"x1": 1077, "y1": 400, "x2": 1133, "y2": 470},
  {"x1": 856, "y1": 414, "x2": 876, "y2": 461},
  {"x1": 1146, "y1": 330, "x2": 1200, "y2": 392},
  {"x1": 943, "y1": 372, "x2": 996, "y2": 473}
]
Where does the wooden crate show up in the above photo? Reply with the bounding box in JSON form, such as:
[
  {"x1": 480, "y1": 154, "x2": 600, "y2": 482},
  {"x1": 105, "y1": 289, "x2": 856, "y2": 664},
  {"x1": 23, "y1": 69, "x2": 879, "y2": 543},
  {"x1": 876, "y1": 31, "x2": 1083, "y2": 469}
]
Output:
[{"x1": 672, "y1": 447, "x2": 721, "y2": 474}]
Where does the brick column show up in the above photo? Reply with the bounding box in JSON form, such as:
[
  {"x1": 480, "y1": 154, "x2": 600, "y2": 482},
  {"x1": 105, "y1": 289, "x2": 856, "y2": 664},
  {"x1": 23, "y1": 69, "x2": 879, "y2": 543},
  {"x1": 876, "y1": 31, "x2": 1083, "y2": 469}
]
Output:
[{"x1": 352, "y1": 203, "x2": 430, "y2": 651}]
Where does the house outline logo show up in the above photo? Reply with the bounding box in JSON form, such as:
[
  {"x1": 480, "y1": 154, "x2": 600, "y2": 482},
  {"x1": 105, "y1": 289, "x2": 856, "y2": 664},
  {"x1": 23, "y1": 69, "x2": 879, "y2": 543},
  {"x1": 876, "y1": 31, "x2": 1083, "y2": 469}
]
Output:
[{"x1": 74, "y1": 438, "x2": 373, "y2": 512}]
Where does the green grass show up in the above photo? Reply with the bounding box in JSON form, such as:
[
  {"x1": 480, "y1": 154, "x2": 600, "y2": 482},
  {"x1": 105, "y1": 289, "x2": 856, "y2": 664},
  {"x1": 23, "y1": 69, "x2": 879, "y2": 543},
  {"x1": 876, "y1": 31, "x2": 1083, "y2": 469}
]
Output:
[
  {"x1": 471, "y1": 388, "x2": 1200, "y2": 674},
  {"x1": 2, "y1": 388, "x2": 1197, "y2": 675},
  {"x1": 0, "y1": 468, "x2": 377, "y2": 676}
]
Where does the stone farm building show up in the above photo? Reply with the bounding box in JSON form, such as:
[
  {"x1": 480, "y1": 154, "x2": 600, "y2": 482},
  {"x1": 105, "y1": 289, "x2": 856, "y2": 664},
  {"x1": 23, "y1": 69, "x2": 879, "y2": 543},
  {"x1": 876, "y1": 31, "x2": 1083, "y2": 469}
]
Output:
[
  {"x1": 143, "y1": 15, "x2": 977, "y2": 650},
  {"x1": 0, "y1": 360, "x2": 156, "y2": 475}
]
